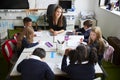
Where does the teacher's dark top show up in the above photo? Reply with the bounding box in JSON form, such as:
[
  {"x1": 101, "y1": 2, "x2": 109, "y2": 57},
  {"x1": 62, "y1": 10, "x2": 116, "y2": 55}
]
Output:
[{"x1": 49, "y1": 16, "x2": 67, "y2": 31}]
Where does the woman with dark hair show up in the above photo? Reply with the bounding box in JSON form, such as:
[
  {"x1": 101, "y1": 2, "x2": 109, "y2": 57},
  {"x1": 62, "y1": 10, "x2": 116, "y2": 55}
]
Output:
[
  {"x1": 49, "y1": 5, "x2": 67, "y2": 36},
  {"x1": 61, "y1": 44, "x2": 98, "y2": 80}
]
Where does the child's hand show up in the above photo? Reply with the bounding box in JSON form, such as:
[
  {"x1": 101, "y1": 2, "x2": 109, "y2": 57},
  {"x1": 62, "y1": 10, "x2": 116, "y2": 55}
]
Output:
[
  {"x1": 80, "y1": 38, "x2": 83, "y2": 43},
  {"x1": 38, "y1": 40, "x2": 40, "y2": 43}
]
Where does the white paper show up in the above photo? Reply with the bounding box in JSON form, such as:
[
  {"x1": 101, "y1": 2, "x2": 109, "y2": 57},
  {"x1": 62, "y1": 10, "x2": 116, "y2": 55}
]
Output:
[
  {"x1": 67, "y1": 35, "x2": 84, "y2": 47},
  {"x1": 34, "y1": 32, "x2": 42, "y2": 37}
]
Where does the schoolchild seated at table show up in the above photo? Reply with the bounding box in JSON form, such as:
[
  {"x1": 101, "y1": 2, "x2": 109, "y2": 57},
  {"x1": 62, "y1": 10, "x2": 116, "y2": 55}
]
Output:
[
  {"x1": 22, "y1": 17, "x2": 34, "y2": 35},
  {"x1": 61, "y1": 44, "x2": 98, "y2": 80},
  {"x1": 49, "y1": 5, "x2": 67, "y2": 36},
  {"x1": 15, "y1": 27, "x2": 39, "y2": 57},
  {"x1": 17, "y1": 48, "x2": 55, "y2": 80},
  {"x1": 88, "y1": 27, "x2": 105, "y2": 65},
  {"x1": 75, "y1": 20, "x2": 93, "y2": 43}
]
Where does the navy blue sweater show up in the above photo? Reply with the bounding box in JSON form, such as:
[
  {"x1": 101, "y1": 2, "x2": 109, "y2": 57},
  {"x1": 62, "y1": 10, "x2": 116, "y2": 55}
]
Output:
[
  {"x1": 17, "y1": 59, "x2": 55, "y2": 80},
  {"x1": 61, "y1": 55, "x2": 95, "y2": 80},
  {"x1": 76, "y1": 28, "x2": 91, "y2": 43},
  {"x1": 16, "y1": 38, "x2": 39, "y2": 57}
]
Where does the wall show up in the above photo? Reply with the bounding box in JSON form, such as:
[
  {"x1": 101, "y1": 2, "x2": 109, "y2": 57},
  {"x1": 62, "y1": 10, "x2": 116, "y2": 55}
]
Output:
[
  {"x1": 0, "y1": 0, "x2": 96, "y2": 26},
  {"x1": 25, "y1": 0, "x2": 96, "y2": 25},
  {"x1": 74, "y1": 0, "x2": 95, "y2": 25},
  {"x1": 94, "y1": 0, "x2": 120, "y2": 39}
]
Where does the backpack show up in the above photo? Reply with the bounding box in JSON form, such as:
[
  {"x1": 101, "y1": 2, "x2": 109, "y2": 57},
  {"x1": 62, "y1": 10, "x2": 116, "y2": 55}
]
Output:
[{"x1": 103, "y1": 40, "x2": 114, "y2": 62}]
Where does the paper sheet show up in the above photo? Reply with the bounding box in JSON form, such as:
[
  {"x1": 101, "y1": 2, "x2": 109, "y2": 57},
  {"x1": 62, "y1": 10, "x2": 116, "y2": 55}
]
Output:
[{"x1": 67, "y1": 35, "x2": 84, "y2": 47}]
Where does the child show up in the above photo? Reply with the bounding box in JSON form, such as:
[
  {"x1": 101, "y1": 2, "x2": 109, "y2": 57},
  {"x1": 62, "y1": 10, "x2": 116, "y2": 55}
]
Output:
[
  {"x1": 76, "y1": 20, "x2": 93, "y2": 43},
  {"x1": 61, "y1": 44, "x2": 98, "y2": 80},
  {"x1": 16, "y1": 27, "x2": 39, "y2": 57},
  {"x1": 17, "y1": 48, "x2": 54, "y2": 80},
  {"x1": 22, "y1": 17, "x2": 34, "y2": 31},
  {"x1": 88, "y1": 27, "x2": 105, "y2": 65}
]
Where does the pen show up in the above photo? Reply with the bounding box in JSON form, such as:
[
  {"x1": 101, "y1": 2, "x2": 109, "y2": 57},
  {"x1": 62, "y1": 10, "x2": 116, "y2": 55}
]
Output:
[
  {"x1": 57, "y1": 40, "x2": 60, "y2": 44},
  {"x1": 62, "y1": 41, "x2": 65, "y2": 44}
]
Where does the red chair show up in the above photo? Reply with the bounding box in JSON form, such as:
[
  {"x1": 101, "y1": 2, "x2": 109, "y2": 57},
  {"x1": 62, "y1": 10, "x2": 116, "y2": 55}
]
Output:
[{"x1": 1, "y1": 39, "x2": 17, "y2": 63}]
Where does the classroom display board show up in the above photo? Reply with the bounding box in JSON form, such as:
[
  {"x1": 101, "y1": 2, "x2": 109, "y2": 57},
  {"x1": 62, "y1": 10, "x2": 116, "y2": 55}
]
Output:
[{"x1": 0, "y1": 21, "x2": 13, "y2": 39}]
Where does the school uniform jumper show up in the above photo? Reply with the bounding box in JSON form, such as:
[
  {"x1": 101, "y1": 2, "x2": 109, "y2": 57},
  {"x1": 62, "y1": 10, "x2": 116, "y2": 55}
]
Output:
[
  {"x1": 17, "y1": 55, "x2": 55, "y2": 80},
  {"x1": 61, "y1": 55, "x2": 95, "y2": 80}
]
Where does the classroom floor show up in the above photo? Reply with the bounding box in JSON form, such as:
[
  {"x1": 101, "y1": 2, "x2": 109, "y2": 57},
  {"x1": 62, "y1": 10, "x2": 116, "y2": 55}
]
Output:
[{"x1": 0, "y1": 29, "x2": 120, "y2": 80}]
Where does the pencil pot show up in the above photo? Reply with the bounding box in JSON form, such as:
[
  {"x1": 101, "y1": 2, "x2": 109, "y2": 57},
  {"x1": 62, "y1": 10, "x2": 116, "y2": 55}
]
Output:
[{"x1": 56, "y1": 43, "x2": 64, "y2": 55}]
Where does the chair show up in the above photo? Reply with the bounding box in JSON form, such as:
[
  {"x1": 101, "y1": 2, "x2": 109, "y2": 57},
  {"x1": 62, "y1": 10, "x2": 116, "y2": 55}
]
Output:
[
  {"x1": 1, "y1": 39, "x2": 17, "y2": 80},
  {"x1": 1, "y1": 39, "x2": 17, "y2": 64},
  {"x1": 13, "y1": 33, "x2": 20, "y2": 42}
]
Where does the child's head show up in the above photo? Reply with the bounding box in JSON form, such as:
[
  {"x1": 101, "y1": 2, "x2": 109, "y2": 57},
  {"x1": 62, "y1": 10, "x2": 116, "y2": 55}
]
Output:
[
  {"x1": 76, "y1": 44, "x2": 98, "y2": 64},
  {"x1": 89, "y1": 27, "x2": 105, "y2": 55},
  {"x1": 83, "y1": 20, "x2": 93, "y2": 29},
  {"x1": 68, "y1": 44, "x2": 97, "y2": 64},
  {"x1": 76, "y1": 44, "x2": 89, "y2": 63},
  {"x1": 17, "y1": 27, "x2": 34, "y2": 49},
  {"x1": 89, "y1": 27, "x2": 102, "y2": 41},
  {"x1": 32, "y1": 48, "x2": 46, "y2": 59},
  {"x1": 23, "y1": 17, "x2": 32, "y2": 27},
  {"x1": 26, "y1": 27, "x2": 34, "y2": 43}
]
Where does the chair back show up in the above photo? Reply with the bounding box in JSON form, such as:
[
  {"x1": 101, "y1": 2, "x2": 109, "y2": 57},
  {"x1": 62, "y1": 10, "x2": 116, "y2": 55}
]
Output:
[
  {"x1": 13, "y1": 33, "x2": 20, "y2": 42},
  {"x1": 2, "y1": 39, "x2": 17, "y2": 63}
]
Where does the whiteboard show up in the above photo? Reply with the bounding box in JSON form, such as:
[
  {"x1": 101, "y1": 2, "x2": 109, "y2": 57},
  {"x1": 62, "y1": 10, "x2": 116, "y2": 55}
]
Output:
[{"x1": 29, "y1": 0, "x2": 58, "y2": 9}]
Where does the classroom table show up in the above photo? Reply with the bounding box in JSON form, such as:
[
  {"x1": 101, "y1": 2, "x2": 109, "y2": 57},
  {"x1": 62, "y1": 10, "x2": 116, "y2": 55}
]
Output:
[{"x1": 10, "y1": 30, "x2": 106, "y2": 80}]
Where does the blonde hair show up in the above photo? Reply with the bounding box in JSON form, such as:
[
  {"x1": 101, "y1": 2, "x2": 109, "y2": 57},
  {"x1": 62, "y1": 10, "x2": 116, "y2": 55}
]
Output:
[
  {"x1": 88, "y1": 27, "x2": 105, "y2": 54},
  {"x1": 17, "y1": 27, "x2": 34, "y2": 49},
  {"x1": 25, "y1": 27, "x2": 34, "y2": 43}
]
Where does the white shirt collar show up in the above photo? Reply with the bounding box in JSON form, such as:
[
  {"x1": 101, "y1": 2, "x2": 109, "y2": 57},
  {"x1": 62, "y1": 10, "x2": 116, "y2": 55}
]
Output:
[
  {"x1": 81, "y1": 61, "x2": 88, "y2": 64},
  {"x1": 29, "y1": 55, "x2": 42, "y2": 61},
  {"x1": 75, "y1": 61, "x2": 88, "y2": 64},
  {"x1": 85, "y1": 27, "x2": 91, "y2": 31}
]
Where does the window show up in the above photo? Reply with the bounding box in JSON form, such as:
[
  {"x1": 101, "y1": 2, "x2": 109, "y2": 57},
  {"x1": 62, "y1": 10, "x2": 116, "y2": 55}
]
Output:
[{"x1": 99, "y1": 0, "x2": 120, "y2": 16}]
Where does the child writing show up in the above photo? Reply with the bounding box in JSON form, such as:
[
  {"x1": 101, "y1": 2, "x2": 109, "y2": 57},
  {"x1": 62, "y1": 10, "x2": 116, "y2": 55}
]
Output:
[
  {"x1": 16, "y1": 27, "x2": 39, "y2": 57},
  {"x1": 88, "y1": 27, "x2": 105, "y2": 65},
  {"x1": 75, "y1": 20, "x2": 93, "y2": 43},
  {"x1": 17, "y1": 48, "x2": 54, "y2": 80},
  {"x1": 22, "y1": 17, "x2": 34, "y2": 35},
  {"x1": 61, "y1": 44, "x2": 98, "y2": 80}
]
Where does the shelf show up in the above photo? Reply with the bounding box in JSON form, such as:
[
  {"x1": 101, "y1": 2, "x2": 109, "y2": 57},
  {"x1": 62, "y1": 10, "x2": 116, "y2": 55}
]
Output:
[{"x1": 100, "y1": 6, "x2": 120, "y2": 16}]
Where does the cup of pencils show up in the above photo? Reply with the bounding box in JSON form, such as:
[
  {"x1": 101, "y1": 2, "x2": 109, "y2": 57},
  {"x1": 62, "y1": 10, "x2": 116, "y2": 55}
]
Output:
[{"x1": 57, "y1": 40, "x2": 65, "y2": 55}]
